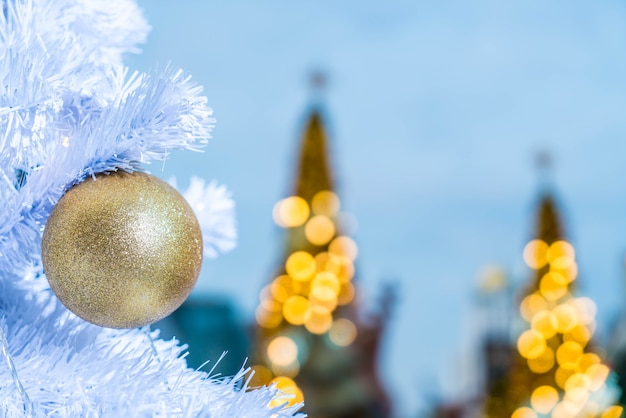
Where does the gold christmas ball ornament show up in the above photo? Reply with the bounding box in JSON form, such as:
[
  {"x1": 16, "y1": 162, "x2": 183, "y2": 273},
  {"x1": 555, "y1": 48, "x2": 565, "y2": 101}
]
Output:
[{"x1": 42, "y1": 171, "x2": 203, "y2": 328}]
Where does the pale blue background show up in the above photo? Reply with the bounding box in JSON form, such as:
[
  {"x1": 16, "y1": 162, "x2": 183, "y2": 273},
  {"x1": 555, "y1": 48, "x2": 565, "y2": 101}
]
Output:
[{"x1": 129, "y1": 1, "x2": 626, "y2": 415}]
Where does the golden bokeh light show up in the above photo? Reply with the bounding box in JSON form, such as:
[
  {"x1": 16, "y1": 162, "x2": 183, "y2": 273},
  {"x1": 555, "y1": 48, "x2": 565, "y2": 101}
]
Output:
[
  {"x1": 586, "y1": 363, "x2": 610, "y2": 392},
  {"x1": 261, "y1": 298, "x2": 282, "y2": 313},
  {"x1": 305, "y1": 215, "x2": 336, "y2": 246},
  {"x1": 561, "y1": 399, "x2": 584, "y2": 416},
  {"x1": 311, "y1": 272, "x2": 341, "y2": 294},
  {"x1": 336, "y1": 258, "x2": 355, "y2": 282},
  {"x1": 564, "y1": 373, "x2": 591, "y2": 398},
  {"x1": 271, "y1": 275, "x2": 293, "y2": 303},
  {"x1": 268, "y1": 376, "x2": 304, "y2": 408},
  {"x1": 569, "y1": 297, "x2": 597, "y2": 325},
  {"x1": 565, "y1": 388, "x2": 589, "y2": 407},
  {"x1": 539, "y1": 272, "x2": 568, "y2": 302},
  {"x1": 329, "y1": 236, "x2": 358, "y2": 261},
  {"x1": 565, "y1": 324, "x2": 592, "y2": 346},
  {"x1": 528, "y1": 346, "x2": 555, "y2": 374},
  {"x1": 273, "y1": 196, "x2": 310, "y2": 228},
  {"x1": 316, "y1": 252, "x2": 355, "y2": 282},
  {"x1": 271, "y1": 360, "x2": 301, "y2": 379},
  {"x1": 329, "y1": 318, "x2": 358, "y2": 347},
  {"x1": 520, "y1": 293, "x2": 549, "y2": 322},
  {"x1": 282, "y1": 295, "x2": 310, "y2": 325},
  {"x1": 553, "y1": 303, "x2": 579, "y2": 333},
  {"x1": 304, "y1": 306, "x2": 333, "y2": 334},
  {"x1": 309, "y1": 285, "x2": 338, "y2": 312},
  {"x1": 267, "y1": 336, "x2": 298, "y2": 367},
  {"x1": 547, "y1": 240, "x2": 575, "y2": 269},
  {"x1": 550, "y1": 262, "x2": 578, "y2": 283},
  {"x1": 555, "y1": 367, "x2": 575, "y2": 389},
  {"x1": 531, "y1": 310, "x2": 558, "y2": 339},
  {"x1": 248, "y1": 364, "x2": 273, "y2": 388},
  {"x1": 601, "y1": 406, "x2": 624, "y2": 418},
  {"x1": 337, "y1": 282, "x2": 356, "y2": 305},
  {"x1": 314, "y1": 252, "x2": 334, "y2": 272},
  {"x1": 556, "y1": 341, "x2": 583, "y2": 370},
  {"x1": 255, "y1": 306, "x2": 283, "y2": 329},
  {"x1": 286, "y1": 251, "x2": 316, "y2": 282},
  {"x1": 530, "y1": 385, "x2": 559, "y2": 414},
  {"x1": 311, "y1": 190, "x2": 340, "y2": 216},
  {"x1": 517, "y1": 329, "x2": 546, "y2": 359},
  {"x1": 576, "y1": 352, "x2": 600, "y2": 374},
  {"x1": 523, "y1": 239, "x2": 549, "y2": 269},
  {"x1": 549, "y1": 402, "x2": 566, "y2": 418},
  {"x1": 511, "y1": 406, "x2": 537, "y2": 418},
  {"x1": 478, "y1": 266, "x2": 507, "y2": 293}
]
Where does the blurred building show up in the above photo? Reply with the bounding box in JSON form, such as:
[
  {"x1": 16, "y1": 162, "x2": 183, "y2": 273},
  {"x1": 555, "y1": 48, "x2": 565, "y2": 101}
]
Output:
[
  {"x1": 248, "y1": 97, "x2": 392, "y2": 417},
  {"x1": 156, "y1": 298, "x2": 249, "y2": 378},
  {"x1": 428, "y1": 188, "x2": 623, "y2": 417},
  {"x1": 485, "y1": 191, "x2": 622, "y2": 417},
  {"x1": 606, "y1": 257, "x2": 626, "y2": 406}
]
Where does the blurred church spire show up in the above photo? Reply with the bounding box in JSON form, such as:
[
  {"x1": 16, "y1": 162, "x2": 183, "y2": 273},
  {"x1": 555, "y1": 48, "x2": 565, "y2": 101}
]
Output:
[
  {"x1": 249, "y1": 78, "x2": 391, "y2": 417},
  {"x1": 483, "y1": 161, "x2": 622, "y2": 417}
]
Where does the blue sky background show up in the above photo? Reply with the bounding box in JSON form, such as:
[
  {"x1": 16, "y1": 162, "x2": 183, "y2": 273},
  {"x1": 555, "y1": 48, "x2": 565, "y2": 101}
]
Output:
[{"x1": 129, "y1": 1, "x2": 626, "y2": 415}]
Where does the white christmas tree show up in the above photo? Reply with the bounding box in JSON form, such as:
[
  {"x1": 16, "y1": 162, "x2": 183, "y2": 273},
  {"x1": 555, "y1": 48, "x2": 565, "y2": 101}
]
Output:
[{"x1": 0, "y1": 0, "x2": 301, "y2": 416}]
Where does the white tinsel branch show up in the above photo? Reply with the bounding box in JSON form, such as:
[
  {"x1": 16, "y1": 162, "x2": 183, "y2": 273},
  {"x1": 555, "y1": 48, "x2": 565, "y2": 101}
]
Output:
[{"x1": 0, "y1": 0, "x2": 302, "y2": 416}]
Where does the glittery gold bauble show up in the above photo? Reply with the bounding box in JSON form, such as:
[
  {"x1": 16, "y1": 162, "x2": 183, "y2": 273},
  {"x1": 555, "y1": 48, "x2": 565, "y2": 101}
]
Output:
[{"x1": 42, "y1": 171, "x2": 203, "y2": 328}]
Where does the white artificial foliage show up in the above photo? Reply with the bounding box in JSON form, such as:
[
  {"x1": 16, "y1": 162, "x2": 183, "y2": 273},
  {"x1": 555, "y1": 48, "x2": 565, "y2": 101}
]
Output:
[
  {"x1": 176, "y1": 177, "x2": 237, "y2": 258},
  {"x1": 0, "y1": 0, "x2": 302, "y2": 416}
]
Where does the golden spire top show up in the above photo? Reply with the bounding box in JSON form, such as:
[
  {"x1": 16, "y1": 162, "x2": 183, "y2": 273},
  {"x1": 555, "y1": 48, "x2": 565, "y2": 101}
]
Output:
[
  {"x1": 535, "y1": 194, "x2": 563, "y2": 246},
  {"x1": 293, "y1": 108, "x2": 334, "y2": 203},
  {"x1": 532, "y1": 150, "x2": 563, "y2": 245}
]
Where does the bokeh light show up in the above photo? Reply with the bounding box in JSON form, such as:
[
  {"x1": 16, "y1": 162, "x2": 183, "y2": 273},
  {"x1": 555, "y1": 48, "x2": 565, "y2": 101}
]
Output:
[
  {"x1": 329, "y1": 236, "x2": 358, "y2": 261},
  {"x1": 523, "y1": 239, "x2": 549, "y2": 269},
  {"x1": 311, "y1": 190, "x2": 340, "y2": 216},
  {"x1": 531, "y1": 310, "x2": 558, "y2": 339},
  {"x1": 309, "y1": 285, "x2": 338, "y2": 312},
  {"x1": 267, "y1": 336, "x2": 298, "y2": 367},
  {"x1": 248, "y1": 364, "x2": 273, "y2": 388},
  {"x1": 337, "y1": 282, "x2": 356, "y2": 305},
  {"x1": 556, "y1": 341, "x2": 583, "y2": 370},
  {"x1": 530, "y1": 385, "x2": 559, "y2": 414},
  {"x1": 311, "y1": 272, "x2": 340, "y2": 294},
  {"x1": 286, "y1": 251, "x2": 316, "y2": 282},
  {"x1": 511, "y1": 406, "x2": 537, "y2": 418},
  {"x1": 539, "y1": 272, "x2": 568, "y2": 301},
  {"x1": 520, "y1": 293, "x2": 549, "y2": 322},
  {"x1": 564, "y1": 373, "x2": 591, "y2": 400},
  {"x1": 283, "y1": 295, "x2": 310, "y2": 325},
  {"x1": 555, "y1": 367, "x2": 575, "y2": 389},
  {"x1": 602, "y1": 406, "x2": 625, "y2": 418},
  {"x1": 268, "y1": 376, "x2": 304, "y2": 408},
  {"x1": 273, "y1": 196, "x2": 310, "y2": 228},
  {"x1": 527, "y1": 346, "x2": 555, "y2": 374},
  {"x1": 587, "y1": 363, "x2": 610, "y2": 391},
  {"x1": 553, "y1": 303, "x2": 579, "y2": 333},
  {"x1": 517, "y1": 329, "x2": 546, "y2": 359},
  {"x1": 547, "y1": 240, "x2": 575, "y2": 269},
  {"x1": 329, "y1": 318, "x2": 358, "y2": 347},
  {"x1": 304, "y1": 215, "x2": 336, "y2": 246},
  {"x1": 256, "y1": 305, "x2": 283, "y2": 328},
  {"x1": 304, "y1": 306, "x2": 333, "y2": 334},
  {"x1": 550, "y1": 262, "x2": 578, "y2": 283}
]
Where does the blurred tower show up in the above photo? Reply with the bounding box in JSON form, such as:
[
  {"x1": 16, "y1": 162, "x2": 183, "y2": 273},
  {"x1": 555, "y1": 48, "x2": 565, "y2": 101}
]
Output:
[
  {"x1": 475, "y1": 267, "x2": 515, "y2": 402},
  {"x1": 249, "y1": 75, "x2": 391, "y2": 417},
  {"x1": 485, "y1": 169, "x2": 622, "y2": 416},
  {"x1": 156, "y1": 298, "x2": 249, "y2": 377},
  {"x1": 606, "y1": 255, "x2": 626, "y2": 406}
]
